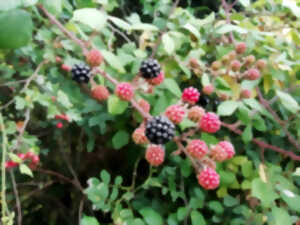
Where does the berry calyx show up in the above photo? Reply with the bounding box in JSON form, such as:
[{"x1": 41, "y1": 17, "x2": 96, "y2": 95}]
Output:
[
  {"x1": 245, "y1": 68, "x2": 260, "y2": 80},
  {"x1": 71, "y1": 64, "x2": 91, "y2": 83},
  {"x1": 132, "y1": 127, "x2": 148, "y2": 145},
  {"x1": 138, "y1": 99, "x2": 151, "y2": 113},
  {"x1": 202, "y1": 85, "x2": 215, "y2": 96},
  {"x1": 115, "y1": 82, "x2": 134, "y2": 101},
  {"x1": 140, "y1": 58, "x2": 161, "y2": 79},
  {"x1": 86, "y1": 49, "x2": 103, "y2": 67},
  {"x1": 187, "y1": 140, "x2": 208, "y2": 159},
  {"x1": 197, "y1": 167, "x2": 220, "y2": 190},
  {"x1": 231, "y1": 60, "x2": 242, "y2": 72},
  {"x1": 240, "y1": 89, "x2": 251, "y2": 99},
  {"x1": 165, "y1": 105, "x2": 186, "y2": 124},
  {"x1": 210, "y1": 145, "x2": 228, "y2": 162},
  {"x1": 148, "y1": 71, "x2": 164, "y2": 86},
  {"x1": 188, "y1": 106, "x2": 205, "y2": 122},
  {"x1": 145, "y1": 145, "x2": 165, "y2": 166},
  {"x1": 199, "y1": 112, "x2": 221, "y2": 133},
  {"x1": 145, "y1": 116, "x2": 175, "y2": 145},
  {"x1": 218, "y1": 141, "x2": 235, "y2": 159},
  {"x1": 91, "y1": 85, "x2": 110, "y2": 101},
  {"x1": 182, "y1": 87, "x2": 200, "y2": 105},
  {"x1": 235, "y1": 42, "x2": 247, "y2": 54},
  {"x1": 56, "y1": 122, "x2": 63, "y2": 129},
  {"x1": 211, "y1": 61, "x2": 222, "y2": 71},
  {"x1": 61, "y1": 64, "x2": 71, "y2": 72}
]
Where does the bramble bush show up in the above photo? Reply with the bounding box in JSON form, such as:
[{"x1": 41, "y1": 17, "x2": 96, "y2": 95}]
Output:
[{"x1": 0, "y1": 0, "x2": 300, "y2": 225}]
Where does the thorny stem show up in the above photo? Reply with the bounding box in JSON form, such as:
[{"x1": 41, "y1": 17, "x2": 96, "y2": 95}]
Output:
[{"x1": 10, "y1": 171, "x2": 22, "y2": 225}]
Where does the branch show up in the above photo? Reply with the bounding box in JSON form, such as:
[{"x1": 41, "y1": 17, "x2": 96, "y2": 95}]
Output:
[
  {"x1": 222, "y1": 122, "x2": 300, "y2": 161},
  {"x1": 150, "y1": 0, "x2": 180, "y2": 57},
  {"x1": 37, "y1": 4, "x2": 88, "y2": 55},
  {"x1": 221, "y1": 0, "x2": 235, "y2": 43},
  {"x1": 9, "y1": 171, "x2": 22, "y2": 225}
]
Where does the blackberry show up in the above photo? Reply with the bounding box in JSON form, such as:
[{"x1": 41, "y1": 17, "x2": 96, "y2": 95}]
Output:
[
  {"x1": 145, "y1": 116, "x2": 175, "y2": 145},
  {"x1": 140, "y1": 58, "x2": 161, "y2": 79},
  {"x1": 71, "y1": 64, "x2": 91, "y2": 83},
  {"x1": 198, "y1": 95, "x2": 210, "y2": 108}
]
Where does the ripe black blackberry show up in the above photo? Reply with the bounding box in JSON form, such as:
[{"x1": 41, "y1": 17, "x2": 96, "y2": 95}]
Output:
[
  {"x1": 145, "y1": 116, "x2": 175, "y2": 145},
  {"x1": 140, "y1": 58, "x2": 161, "y2": 79},
  {"x1": 71, "y1": 64, "x2": 91, "y2": 83},
  {"x1": 197, "y1": 95, "x2": 210, "y2": 108}
]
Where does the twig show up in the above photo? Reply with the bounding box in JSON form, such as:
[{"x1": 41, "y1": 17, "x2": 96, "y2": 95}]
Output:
[
  {"x1": 221, "y1": 0, "x2": 235, "y2": 43},
  {"x1": 0, "y1": 80, "x2": 27, "y2": 87},
  {"x1": 9, "y1": 171, "x2": 22, "y2": 225},
  {"x1": 13, "y1": 109, "x2": 31, "y2": 151},
  {"x1": 150, "y1": 0, "x2": 180, "y2": 57},
  {"x1": 78, "y1": 197, "x2": 84, "y2": 225},
  {"x1": 130, "y1": 156, "x2": 141, "y2": 191},
  {"x1": 37, "y1": 4, "x2": 88, "y2": 55},
  {"x1": 222, "y1": 122, "x2": 300, "y2": 161},
  {"x1": 107, "y1": 22, "x2": 131, "y2": 43}
]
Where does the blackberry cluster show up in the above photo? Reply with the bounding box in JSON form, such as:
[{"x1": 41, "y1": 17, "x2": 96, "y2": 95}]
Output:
[
  {"x1": 140, "y1": 58, "x2": 161, "y2": 79},
  {"x1": 145, "y1": 116, "x2": 175, "y2": 145},
  {"x1": 71, "y1": 64, "x2": 91, "y2": 83}
]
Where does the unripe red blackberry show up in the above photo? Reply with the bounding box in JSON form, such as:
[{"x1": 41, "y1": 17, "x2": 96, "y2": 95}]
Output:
[
  {"x1": 31, "y1": 155, "x2": 40, "y2": 164},
  {"x1": 211, "y1": 61, "x2": 222, "y2": 71},
  {"x1": 244, "y1": 55, "x2": 256, "y2": 66},
  {"x1": 145, "y1": 116, "x2": 175, "y2": 145},
  {"x1": 235, "y1": 42, "x2": 247, "y2": 54},
  {"x1": 228, "y1": 51, "x2": 237, "y2": 61},
  {"x1": 56, "y1": 56, "x2": 62, "y2": 63},
  {"x1": 231, "y1": 60, "x2": 242, "y2": 72},
  {"x1": 221, "y1": 55, "x2": 230, "y2": 65},
  {"x1": 165, "y1": 105, "x2": 186, "y2": 124},
  {"x1": 189, "y1": 58, "x2": 200, "y2": 68},
  {"x1": 188, "y1": 106, "x2": 205, "y2": 122},
  {"x1": 55, "y1": 114, "x2": 70, "y2": 121},
  {"x1": 240, "y1": 89, "x2": 251, "y2": 98},
  {"x1": 145, "y1": 145, "x2": 165, "y2": 166},
  {"x1": 138, "y1": 99, "x2": 150, "y2": 113},
  {"x1": 210, "y1": 145, "x2": 228, "y2": 162},
  {"x1": 115, "y1": 82, "x2": 134, "y2": 101},
  {"x1": 61, "y1": 64, "x2": 71, "y2": 72},
  {"x1": 203, "y1": 85, "x2": 214, "y2": 96},
  {"x1": 182, "y1": 87, "x2": 200, "y2": 105},
  {"x1": 132, "y1": 127, "x2": 148, "y2": 145},
  {"x1": 148, "y1": 71, "x2": 164, "y2": 86},
  {"x1": 17, "y1": 153, "x2": 26, "y2": 161},
  {"x1": 86, "y1": 49, "x2": 103, "y2": 67},
  {"x1": 256, "y1": 59, "x2": 266, "y2": 70},
  {"x1": 219, "y1": 93, "x2": 229, "y2": 101},
  {"x1": 187, "y1": 139, "x2": 208, "y2": 159},
  {"x1": 199, "y1": 112, "x2": 221, "y2": 133},
  {"x1": 24, "y1": 152, "x2": 35, "y2": 160},
  {"x1": 71, "y1": 64, "x2": 91, "y2": 83},
  {"x1": 197, "y1": 167, "x2": 220, "y2": 190},
  {"x1": 5, "y1": 161, "x2": 19, "y2": 169},
  {"x1": 245, "y1": 68, "x2": 260, "y2": 80},
  {"x1": 140, "y1": 58, "x2": 161, "y2": 79},
  {"x1": 218, "y1": 141, "x2": 235, "y2": 159},
  {"x1": 91, "y1": 85, "x2": 110, "y2": 101},
  {"x1": 56, "y1": 122, "x2": 63, "y2": 129}
]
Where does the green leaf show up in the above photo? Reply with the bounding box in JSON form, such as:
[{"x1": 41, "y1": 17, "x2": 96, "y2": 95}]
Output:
[
  {"x1": 9, "y1": 153, "x2": 22, "y2": 163},
  {"x1": 190, "y1": 211, "x2": 206, "y2": 225},
  {"x1": 100, "y1": 170, "x2": 111, "y2": 184},
  {"x1": 239, "y1": 0, "x2": 250, "y2": 7},
  {"x1": 282, "y1": 0, "x2": 300, "y2": 18},
  {"x1": 183, "y1": 23, "x2": 200, "y2": 39},
  {"x1": 293, "y1": 168, "x2": 300, "y2": 176},
  {"x1": 112, "y1": 130, "x2": 129, "y2": 150},
  {"x1": 242, "y1": 124, "x2": 252, "y2": 143},
  {"x1": 216, "y1": 24, "x2": 248, "y2": 34},
  {"x1": 208, "y1": 201, "x2": 224, "y2": 214},
  {"x1": 0, "y1": 9, "x2": 33, "y2": 49},
  {"x1": 215, "y1": 77, "x2": 230, "y2": 90},
  {"x1": 57, "y1": 90, "x2": 73, "y2": 108},
  {"x1": 131, "y1": 23, "x2": 158, "y2": 31},
  {"x1": 108, "y1": 16, "x2": 131, "y2": 30},
  {"x1": 101, "y1": 50, "x2": 125, "y2": 73},
  {"x1": 224, "y1": 195, "x2": 239, "y2": 207},
  {"x1": 164, "y1": 78, "x2": 182, "y2": 97},
  {"x1": 271, "y1": 207, "x2": 292, "y2": 225},
  {"x1": 217, "y1": 101, "x2": 239, "y2": 116},
  {"x1": 108, "y1": 95, "x2": 128, "y2": 115},
  {"x1": 15, "y1": 97, "x2": 26, "y2": 110},
  {"x1": 162, "y1": 33, "x2": 175, "y2": 55},
  {"x1": 81, "y1": 216, "x2": 100, "y2": 225},
  {"x1": 278, "y1": 187, "x2": 300, "y2": 213},
  {"x1": 177, "y1": 207, "x2": 188, "y2": 221},
  {"x1": 19, "y1": 164, "x2": 33, "y2": 177},
  {"x1": 201, "y1": 73, "x2": 210, "y2": 87},
  {"x1": 253, "y1": 115, "x2": 266, "y2": 132},
  {"x1": 276, "y1": 90, "x2": 299, "y2": 113},
  {"x1": 179, "y1": 118, "x2": 195, "y2": 130},
  {"x1": 241, "y1": 161, "x2": 253, "y2": 178},
  {"x1": 139, "y1": 208, "x2": 163, "y2": 225},
  {"x1": 251, "y1": 178, "x2": 279, "y2": 207},
  {"x1": 0, "y1": 0, "x2": 22, "y2": 11},
  {"x1": 40, "y1": 0, "x2": 62, "y2": 16},
  {"x1": 73, "y1": 8, "x2": 107, "y2": 30}
]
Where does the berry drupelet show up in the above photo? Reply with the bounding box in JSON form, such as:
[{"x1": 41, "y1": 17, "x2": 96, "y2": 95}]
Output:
[
  {"x1": 71, "y1": 64, "x2": 91, "y2": 83},
  {"x1": 140, "y1": 58, "x2": 161, "y2": 79},
  {"x1": 145, "y1": 116, "x2": 175, "y2": 145}
]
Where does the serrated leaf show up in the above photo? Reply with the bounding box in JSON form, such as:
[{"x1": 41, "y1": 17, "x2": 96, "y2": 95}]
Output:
[
  {"x1": 282, "y1": 0, "x2": 300, "y2": 18},
  {"x1": 57, "y1": 90, "x2": 73, "y2": 108},
  {"x1": 101, "y1": 50, "x2": 125, "y2": 73},
  {"x1": 81, "y1": 216, "x2": 100, "y2": 225},
  {"x1": 0, "y1": 0, "x2": 22, "y2": 11},
  {"x1": 251, "y1": 178, "x2": 279, "y2": 207},
  {"x1": 183, "y1": 23, "x2": 200, "y2": 39},
  {"x1": 131, "y1": 23, "x2": 158, "y2": 31},
  {"x1": 108, "y1": 95, "x2": 128, "y2": 115},
  {"x1": 73, "y1": 8, "x2": 107, "y2": 30},
  {"x1": 276, "y1": 90, "x2": 299, "y2": 113},
  {"x1": 100, "y1": 170, "x2": 111, "y2": 184},
  {"x1": 162, "y1": 33, "x2": 175, "y2": 55},
  {"x1": 272, "y1": 207, "x2": 292, "y2": 225},
  {"x1": 0, "y1": 9, "x2": 33, "y2": 49},
  {"x1": 216, "y1": 24, "x2": 248, "y2": 34},
  {"x1": 239, "y1": 0, "x2": 250, "y2": 7},
  {"x1": 217, "y1": 101, "x2": 239, "y2": 116},
  {"x1": 40, "y1": 0, "x2": 62, "y2": 16},
  {"x1": 201, "y1": 73, "x2": 210, "y2": 86},
  {"x1": 242, "y1": 124, "x2": 252, "y2": 143},
  {"x1": 112, "y1": 130, "x2": 129, "y2": 150},
  {"x1": 108, "y1": 16, "x2": 131, "y2": 30},
  {"x1": 139, "y1": 208, "x2": 163, "y2": 225},
  {"x1": 9, "y1": 153, "x2": 22, "y2": 163},
  {"x1": 191, "y1": 211, "x2": 206, "y2": 225},
  {"x1": 19, "y1": 164, "x2": 33, "y2": 177},
  {"x1": 179, "y1": 118, "x2": 195, "y2": 130},
  {"x1": 164, "y1": 78, "x2": 181, "y2": 97}
]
